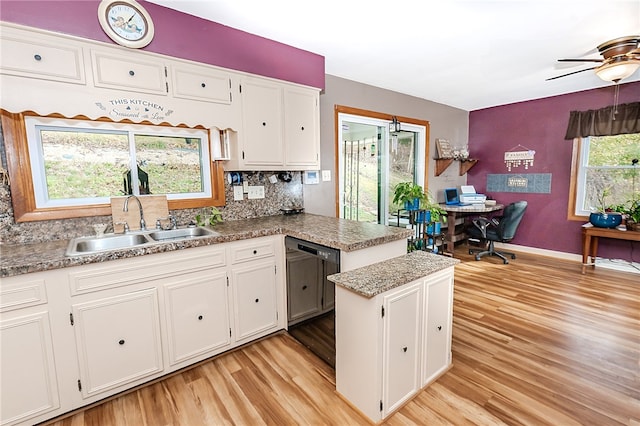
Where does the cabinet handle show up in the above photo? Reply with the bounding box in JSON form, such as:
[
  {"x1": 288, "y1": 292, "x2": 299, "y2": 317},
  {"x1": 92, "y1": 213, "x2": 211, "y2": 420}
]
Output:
[
  {"x1": 302, "y1": 285, "x2": 308, "y2": 290},
  {"x1": 34, "y1": 54, "x2": 42, "y2": 61},
  {"x1": 129, "y1": 70, "x2": 135, "y2": 76},
  {"x1": 201, "y1": 82, "x2": 206, "y2": 88},
  {"x1": 119, "y1": 339, "x2": 125, "y2": 345},
  {"x1": 437, "y1": 325, "x2": 442, "y2": 331},
  {"x1": 198, "y1": 315, "x2": 203, "y2": 320},
  {"x1": 255, "y1": 298, "x2": 259, "y2": 303},
  {"x1": 253, "y1": 250, "x2": 257, "y2": 255},
  {"x1": 402, "y1": 346, "x2": 407, "y2": 353}
]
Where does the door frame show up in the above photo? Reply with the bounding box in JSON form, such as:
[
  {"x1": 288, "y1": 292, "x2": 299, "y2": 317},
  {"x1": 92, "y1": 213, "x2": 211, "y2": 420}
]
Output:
[{"x1": 334, "y1": 105, "x2": 431, "y2": 219}]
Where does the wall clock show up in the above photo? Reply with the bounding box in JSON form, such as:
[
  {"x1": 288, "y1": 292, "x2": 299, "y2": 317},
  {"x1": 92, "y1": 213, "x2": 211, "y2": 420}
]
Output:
[{"x1": 97, "y1": 0, "x2": 155, "y2": 49}]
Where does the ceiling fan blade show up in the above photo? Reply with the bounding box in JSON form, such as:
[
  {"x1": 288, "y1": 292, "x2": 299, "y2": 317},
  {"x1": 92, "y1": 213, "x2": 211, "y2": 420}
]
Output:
[
  {"x1": 546, "y1": 66, "x2": 598, "y2": 81},
  {"x1": 558, "y1": 58, "x2": 604, "y2": 63}
]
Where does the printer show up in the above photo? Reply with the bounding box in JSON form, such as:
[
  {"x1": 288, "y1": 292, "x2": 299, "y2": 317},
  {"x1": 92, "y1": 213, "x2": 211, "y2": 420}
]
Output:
[{"x1": 459, "y1": 185, "x2": 487, "y2": 205}]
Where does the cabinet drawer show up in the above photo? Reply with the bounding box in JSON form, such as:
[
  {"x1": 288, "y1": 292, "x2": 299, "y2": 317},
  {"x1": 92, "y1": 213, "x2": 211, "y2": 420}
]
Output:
[
  {"x1": 0, "y1": 277, "x2": 47, "y2": 312},
  {"x1": 91, "y1": 50, "x2": 167, "y2": 95},
  {"x1": 0, "y1": 35, "x2": 85, "y2": 84},
  {"x1": 229, "y1": 238, "x2": 276, "y2": 264},
  {"x1": 172, "y1": 63, "x2": 232, "y2": 104},
  {"x1": 69, "y1": 248, "x2": 226, "y2": 296}
]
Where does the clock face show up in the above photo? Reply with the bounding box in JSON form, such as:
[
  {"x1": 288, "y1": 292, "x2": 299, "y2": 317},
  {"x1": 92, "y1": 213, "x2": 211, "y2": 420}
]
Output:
[
  {"x1": 98, "y1": 0, "x2": 154, "y2": 48},
  {"x1": 107, "y1": 4, "x2": 147, "y2": 41}
]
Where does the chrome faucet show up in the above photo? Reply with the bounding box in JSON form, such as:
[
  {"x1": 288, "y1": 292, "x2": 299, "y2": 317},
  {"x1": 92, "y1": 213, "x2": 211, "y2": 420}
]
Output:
[{"x1": 123, "y1": 195, "x2": 146, "y2": 231}]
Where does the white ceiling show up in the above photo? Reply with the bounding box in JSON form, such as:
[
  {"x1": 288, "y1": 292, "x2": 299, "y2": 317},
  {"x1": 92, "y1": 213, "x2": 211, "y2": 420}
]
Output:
[{"x1": 146, "y1": 0, "x2": 640, "y2": 111}]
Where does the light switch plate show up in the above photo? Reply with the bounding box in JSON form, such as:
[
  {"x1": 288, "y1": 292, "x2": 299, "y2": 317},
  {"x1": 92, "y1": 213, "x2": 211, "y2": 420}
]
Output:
[
  {"x1": 247, "y1": 185, "x2": 265, "y2": 199},
  {"x1": 243, "y1": 181, "x2": 249, "y2": 193},
  {"x1": 322, "y1": 170, "x2": 331, "y2": 182},
  {"x1": 233, "y1": 185, "x2": 244, "y2": 201}
]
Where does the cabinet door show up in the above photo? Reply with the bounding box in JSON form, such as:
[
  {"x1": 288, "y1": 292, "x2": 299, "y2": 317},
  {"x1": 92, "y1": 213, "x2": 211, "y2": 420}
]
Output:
[
  {"x1": 283, "y1": 87, "x2": 319, "y2": 168},
  {"x1": 172, "y1": 63, "x2": 232, "y2": 104},
  {"x1": 91, "y1": 50, "x2": 167, "y2": 95},
  {"x1": 163, "y1": 271, "x2": 230, "y2": 366},
  {"x1": 0, "y1": 33, "x2": 85, "y2": 84},
  {"x1": 240, "y1": 78, "x2": 284, "y2": 167},
  {"x1": 422, "y1": 270, "x2": 454, "y2": 385},
  {"x1": 72, "y1": 288, "x2": 163, "y2": 398},
  {"x1": 286, "y1": 252, "x2": 321, "y2": 323},
  {"x1": 1, "y1": 312, "x2": 60, "y2": 426},
  {"x1": 231, "y1": 259, "x2": 278, "y2": 341},
  {"x1": 382, "y1": 282, "x2": 422, "y2": 416}
]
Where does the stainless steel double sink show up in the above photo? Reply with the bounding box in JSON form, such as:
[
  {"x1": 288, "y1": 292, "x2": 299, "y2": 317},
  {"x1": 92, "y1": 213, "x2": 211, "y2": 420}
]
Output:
[{"x1": 66, "y1": 227, "x2": 220, "y2": 256}]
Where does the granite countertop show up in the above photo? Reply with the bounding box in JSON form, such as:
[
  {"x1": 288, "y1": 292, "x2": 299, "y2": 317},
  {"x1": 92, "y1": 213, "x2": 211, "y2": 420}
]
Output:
[
  {"x1": 1, "y1": 213, "x2": 413, "y2": 277},
  {"x1": 327, "y1": 250, "x2": 460, "y2": 298}
]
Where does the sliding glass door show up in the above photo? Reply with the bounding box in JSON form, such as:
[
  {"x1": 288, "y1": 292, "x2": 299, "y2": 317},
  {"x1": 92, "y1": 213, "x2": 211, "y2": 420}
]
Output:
[{"x1": 338, "y1": 113, "x2": 425, "y2": 225}]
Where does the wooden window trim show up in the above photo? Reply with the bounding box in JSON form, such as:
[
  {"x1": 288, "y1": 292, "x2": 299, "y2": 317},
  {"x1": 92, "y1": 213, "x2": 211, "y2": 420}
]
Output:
[
  {"x1": 1, "y1": 110, "x2": 225, "y2": 223},
  {"x1": 333, "y1": 105, "x2": 431, "y2": 218},
  {"x1": 567, "y1": 137, "x2": 589, "y2": 222}
]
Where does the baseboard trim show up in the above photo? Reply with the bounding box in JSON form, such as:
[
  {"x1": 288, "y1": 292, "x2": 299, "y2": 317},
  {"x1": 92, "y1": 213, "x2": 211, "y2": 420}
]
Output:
[{"x1": 493, "y1": 242, "x2": 582, "y2": 262}]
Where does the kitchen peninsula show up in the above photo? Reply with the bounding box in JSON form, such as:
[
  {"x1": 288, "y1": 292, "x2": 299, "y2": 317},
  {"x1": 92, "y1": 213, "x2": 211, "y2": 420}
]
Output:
[{"x1": 1, "y1": 213, "x2": 419, "y2": 426}]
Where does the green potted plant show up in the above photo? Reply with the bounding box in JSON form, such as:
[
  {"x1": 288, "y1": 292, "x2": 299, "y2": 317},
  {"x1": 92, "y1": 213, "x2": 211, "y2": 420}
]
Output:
[
  {"x1": 424, "y1": 192, "x2": 447, "y2": 235},
  {"x1": 624, "y1": 199, "x2": 640, "y2": 231},
  {"x1": 589, "y1": 188, "x2": 622, "y2": 228},
  {"x1": 393, "y1": 182, "x2": 426, "y2": 210},
  {"x1": 195, "y1": 206, "x2": 223, "y2": 227}
]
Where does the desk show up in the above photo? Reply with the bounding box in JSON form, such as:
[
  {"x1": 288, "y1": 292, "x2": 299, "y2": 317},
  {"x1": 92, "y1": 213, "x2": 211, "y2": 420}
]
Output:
[
  {"x1": 443, "y1": 204, "x2": 504, "y2": 254},
  {"x1": 581, "y1": 224, "x2": 640, "y2": 273}
]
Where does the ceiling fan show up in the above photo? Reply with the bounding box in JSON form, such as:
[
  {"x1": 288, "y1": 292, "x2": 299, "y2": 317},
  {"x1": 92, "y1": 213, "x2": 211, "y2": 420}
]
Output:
[{"x1": 547, "y1": 36, "x2": 640, "y2": 82}]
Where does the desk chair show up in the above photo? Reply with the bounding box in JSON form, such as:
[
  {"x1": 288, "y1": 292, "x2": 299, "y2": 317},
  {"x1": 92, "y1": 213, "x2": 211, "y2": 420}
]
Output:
[{"x1": 466, "y1": 201, "x2": 527, "y2": 264}]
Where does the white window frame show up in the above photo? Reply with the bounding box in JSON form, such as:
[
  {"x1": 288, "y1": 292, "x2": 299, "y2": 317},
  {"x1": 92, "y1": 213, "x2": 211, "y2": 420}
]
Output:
[{"x1": 25, "y1": 116, "x2": 211, "y2": 208}]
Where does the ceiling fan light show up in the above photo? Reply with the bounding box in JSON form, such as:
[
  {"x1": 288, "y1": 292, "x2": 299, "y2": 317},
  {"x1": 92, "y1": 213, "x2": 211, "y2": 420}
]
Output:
[{"x1": 595, "y1": 59, "x2": 640, "y2": 82}]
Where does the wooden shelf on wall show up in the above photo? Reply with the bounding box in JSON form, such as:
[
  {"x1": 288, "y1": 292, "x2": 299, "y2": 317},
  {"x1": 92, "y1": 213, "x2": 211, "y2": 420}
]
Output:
[
  {"x1": 434, "y1": 158, "x2": 454, "y2": 176},
  {"x1": 459, "y1": 159, "x2": 478, "y2": 176}
]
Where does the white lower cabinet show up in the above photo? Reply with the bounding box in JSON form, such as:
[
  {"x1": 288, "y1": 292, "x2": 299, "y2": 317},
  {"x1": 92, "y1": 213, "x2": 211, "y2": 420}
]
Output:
[
  {"x1": 71, "y1": 288, "x2": 163, "y2": 399},
  {"x1": 163, "y1": 270, "x2": 231, "y2": 366},
  {"x1": 0, "y1": 311, "x2": 60, "y2": 426},
  {"x1": 335, "y1": 266, "x2": 454, "y2": 422},
  {"x1": 382, "y1": 282, "x2": 422, "y2": 416},
  {"x1": 231, "y1": 259, "x2": 279, "y2": 342},
  {"x1": 1, "y1": 237, "x2": 285, "y2": 426}
]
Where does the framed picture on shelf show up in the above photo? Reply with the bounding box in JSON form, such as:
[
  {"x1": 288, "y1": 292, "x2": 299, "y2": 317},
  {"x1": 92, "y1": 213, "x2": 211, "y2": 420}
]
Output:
[{"x1": 436, "y1": 139, "x2": 453, "y2": 159}]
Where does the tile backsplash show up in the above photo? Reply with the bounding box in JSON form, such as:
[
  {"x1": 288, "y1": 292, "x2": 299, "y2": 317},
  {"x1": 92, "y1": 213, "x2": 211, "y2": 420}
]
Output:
[{"x1": 0, "y1": 168, "x2": 303, "y2": 245}]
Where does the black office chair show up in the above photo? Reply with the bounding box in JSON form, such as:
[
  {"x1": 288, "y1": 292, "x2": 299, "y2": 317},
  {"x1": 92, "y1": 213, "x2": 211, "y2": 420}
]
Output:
[{"x1": 467, "y1": 201, "x2": 527, "y2": 264}]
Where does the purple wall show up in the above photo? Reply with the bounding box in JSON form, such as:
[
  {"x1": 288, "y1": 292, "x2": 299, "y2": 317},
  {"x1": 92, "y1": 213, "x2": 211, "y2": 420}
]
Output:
[
  {"x1": 0, "y1": 0, "x2": 325, "y2": 90},
  {"x1": 468, "y1": 81, "x2": 640, "y2": 261}
]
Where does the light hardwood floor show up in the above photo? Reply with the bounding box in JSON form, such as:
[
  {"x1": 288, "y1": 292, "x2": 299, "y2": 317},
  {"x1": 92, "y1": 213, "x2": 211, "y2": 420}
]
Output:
[{"x1": 45, "y1": 250, "x2": 640, "y2": 426}]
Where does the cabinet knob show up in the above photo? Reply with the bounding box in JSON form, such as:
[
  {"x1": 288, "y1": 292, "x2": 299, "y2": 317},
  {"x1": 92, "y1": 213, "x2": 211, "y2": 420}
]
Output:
[
  {"x1": 262, "y1": 122, "x2": 267, "y2": 126},
  {"x1": 302, "y1": 285, "x2": 308, "y2": 290},
  {"x1": 34, "y1": 54, "x2": 42, "y2": 61},
  {"x1": 402, "y1": 346, "x2": 407, "y2": 353},
  {"x1": 437, "y1": 325, "x2": 442, "y2": 331},
  {"x1": 198, "y1": 315, "x2": 203, "y2": 320},
  {"x1": 118, "y1": 339, "x2": 125, "y2": 345},
  {"x1": 255, "y1": 298, "x2": 259, "y2": 303},
  {"x1": 129, "y1": 70, "x2": 135, "y2": 76},
  {"x1": 301, "y1": 126, "x2": 305, "y2": 131},
  {"x1": 201, "y1": 82, "x2": 206, "y2": 88},
  {"x1": 253, "y1": 250, "x2": 257, "y2": 255}
]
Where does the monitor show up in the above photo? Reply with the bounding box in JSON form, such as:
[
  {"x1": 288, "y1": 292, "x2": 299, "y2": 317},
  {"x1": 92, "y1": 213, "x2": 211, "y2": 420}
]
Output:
[{"x1": 444, "y1": 188, "x2": 459, "y2": 205}]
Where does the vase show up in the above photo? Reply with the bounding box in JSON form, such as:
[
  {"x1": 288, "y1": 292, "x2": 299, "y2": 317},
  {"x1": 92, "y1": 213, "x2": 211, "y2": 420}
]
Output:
[
  {"x1": 589, "y1": 212, "x2": 622, "y2": 228},
  {"x1": 404, "y1": 197, "x2": 420, "y2": 211}
]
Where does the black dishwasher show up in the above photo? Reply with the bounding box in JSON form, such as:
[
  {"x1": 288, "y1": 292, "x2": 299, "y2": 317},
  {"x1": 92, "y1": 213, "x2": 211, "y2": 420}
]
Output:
[{"x1": 285, "y1": 236, "x2": 340, "y2": 367}]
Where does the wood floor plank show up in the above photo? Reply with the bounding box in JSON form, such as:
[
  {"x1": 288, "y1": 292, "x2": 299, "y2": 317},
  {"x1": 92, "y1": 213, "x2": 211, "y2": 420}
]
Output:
[{"x1": 43, "y1": 250, "x2": 640, "y2": 426}]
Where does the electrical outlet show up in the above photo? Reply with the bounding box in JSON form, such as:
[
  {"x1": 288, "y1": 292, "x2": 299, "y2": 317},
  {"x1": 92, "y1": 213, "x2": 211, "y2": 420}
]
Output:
[
  {"x1": 247, "y1": 185, "x2": 265, "y2": 199},
  {"x1": 233, "y1": 185, "x2": 244, "y2": 201}
]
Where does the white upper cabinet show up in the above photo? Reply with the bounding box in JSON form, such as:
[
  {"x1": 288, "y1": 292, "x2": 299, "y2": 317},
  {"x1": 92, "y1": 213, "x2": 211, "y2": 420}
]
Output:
[
  {"x1": 283, "y1": 86, "x2": 320, "y2": 168},
  {"x1": 0, "y1": 26, "x2": 85, "y2": 85},
  {"x1": 171, "y1": 62, "x2": 232, "y2": 104},
  {"x1": 226, "y1": 77, "x2": 321, "y2": 171},
  {"x1": 91, "y1": 49, "x2": 168, "y2": 95},
  {"x1": 238, "y1": 77, "x2": 285, "y2": 168}
]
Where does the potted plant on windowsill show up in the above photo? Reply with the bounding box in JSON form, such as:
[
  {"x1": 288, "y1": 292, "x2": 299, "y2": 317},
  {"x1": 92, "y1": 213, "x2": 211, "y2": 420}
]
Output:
[
  {"x1": 393, "y1": 182, "x2": 426, "y2": 211},
  {"x1": 623, "y1": 199, "x2": 640, "y2": 231},
  {"x1": 589, "y1": 188, "x2": 622, "y2": 228}
]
